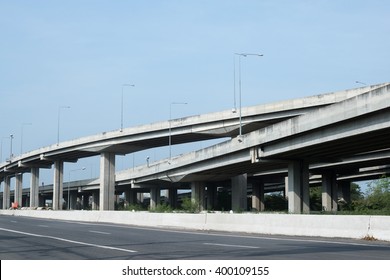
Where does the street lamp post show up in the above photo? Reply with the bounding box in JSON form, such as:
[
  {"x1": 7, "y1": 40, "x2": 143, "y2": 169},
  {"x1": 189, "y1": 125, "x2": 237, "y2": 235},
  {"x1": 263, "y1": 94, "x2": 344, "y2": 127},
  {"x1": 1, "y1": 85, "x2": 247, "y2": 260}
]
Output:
[
  {"x1": 57, "y1": 106, "x2": 70, "y2": 145},
  {"x1": 9, "y1": 134, "x2": 14, "y2": 161},
  {"x1": 233, "y1": 54, "x2": 237, "y2": 112},
  {"x1": 234, "y1": 53, "x2": 263, "y2": 138},
  {"x1": 21, "y1": 122, "x2": 32, "y2": 154},
  {"x1": 67, "y1": 167, "x2": 86, "y2": 210},
  {"x1": 121, "y1": 84, "x2": 135, "y2": 132},
  {"x1": 169, "y1": 102, "x2": 187, "y2": 161}
]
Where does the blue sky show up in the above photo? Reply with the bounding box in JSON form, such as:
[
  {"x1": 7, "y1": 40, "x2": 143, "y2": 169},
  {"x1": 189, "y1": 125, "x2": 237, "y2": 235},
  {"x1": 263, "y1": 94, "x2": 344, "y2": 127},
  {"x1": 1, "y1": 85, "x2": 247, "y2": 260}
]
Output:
[{"x1": 1, "y1": 0, "x2": 389, "y2": 184}]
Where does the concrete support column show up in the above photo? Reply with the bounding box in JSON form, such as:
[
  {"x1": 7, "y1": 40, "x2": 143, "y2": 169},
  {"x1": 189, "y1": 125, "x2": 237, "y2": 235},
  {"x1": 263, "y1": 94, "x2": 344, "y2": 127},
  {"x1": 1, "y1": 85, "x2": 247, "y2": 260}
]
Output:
[
  {"x1": 3, "y1": 176, "x2": 11, "y2": 209},
  {"x1": 69, "y1": 191, "x2": 78, "y2": 210},
  {"x1": 137, "y1": 193, "x2": 144, "y2": 203},
  {"x1": 82, "y1": 194, "x2": 90, "y2": 209},
  {"x1": 288, "y1": 161, "x2": 310, "y2": 214},
  {"x1": 252, "y1": 180, "x2": 265, "y2": 212},
  {"x1": 150, "y1": 187, "x2": 160, "y2": 210},
  {"x1": 302, "y1": 164, "x2": 310, "y2": 214},
  {"x1": 23, "y1": 195, "x2": 29, "y2": 207},
  {"x1": 99, "y1": 152, "x2": 116, "y2": 211},
  {"x1": 206, "y1": 185, "x2": 217, "y2": 211},
  {"x1": 168, "y1": 187, "x2": 178, "y2": 209},
  {"x1": 322, "y1": 171, "x2": 338, "y2": 212},
  {"x1": 126, "y1": 189, "x2": 143, "y2": 205},
  {"x1": 39, "y1": 195, "x2": 45, "y2": 207},
  {"x1": 191, "y1": 182, "x2": 205, "y2": 211},
  {"x1": 124, "y1": 190, "x2": 132, "y2": 207},
  {"x1": 14, "y1": 173, "x2": 23, "y2": 207},
  {"x1": 231, "y1": 174, "x2": 247, "y2": 211},
  {"x1": 0, "y1": 182, "x2": 2, "y2": 208},
  {"x1": 92, "y1": 191, "x2": 99, "y2": 210},
  {"x1": 30, "y1": 168, "x2": 40, "y2": 208},
  {"x1": 53, "y1": 161, "x2": 64, "y2": 210},
  {"x1": 284, "y1": 177, "x2": 288, "y2": 198}
]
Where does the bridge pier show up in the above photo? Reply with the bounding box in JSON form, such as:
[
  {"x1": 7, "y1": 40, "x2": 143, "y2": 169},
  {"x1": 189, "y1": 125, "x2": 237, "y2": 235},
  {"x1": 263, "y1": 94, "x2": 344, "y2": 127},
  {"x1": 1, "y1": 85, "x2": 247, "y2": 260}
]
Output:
[
  {"x1": 251, "y1": 179, "x2": 265, "y2": 212},
  {"x1": 191, "y1": 182, "x2": 206, "y2": 211},
  {"x1": 14, "y1": 173, "x2": 23, "y2": 207},
  {"x1": 150, "y1": 187, "x2": 161, "y2": 210},
  {"x1": 322, "y1": 171, "x2": 338, "y2": 212},
  {"x1": 287, "y1": 161, "x2": 310, "y2": 214},
  {"x1": 2, "y1": 176, "x2": 10, "y2": 209},
  {"x1": 30, "y1": 168, "x2": 40, "y2": 208},
  {"x1": 82, "y1": 194, "x2": 89, "y2": 209},
  {"x1": 124, "y1": 189, "x2": 143, "y2": 206},
  {"x1": 92, "y1": 190, "x2": 99, "y2": 210},
  {"x1": 231, "y1": 174, "x2": 248, "y2": 212},
  {"x1": 39, "y1": 194, "x2": 45, "y2": 207},
  {"x1": 167, "y1": 187, "x2": 178, "y2": 209},
  {"x1": 206, "y1": 184, "x2": 217, "y2": 210},
  {"x1": 69, "y1": 191, "x2": 78, "y2": 210},
  {"x1": 99, "y1": 152, "x2": 116, "y2": 210},
  {"x1": 53, "y1": 161, "x2": 64, "y2": 210},
  {"x1": 124, "y1": 190, "x2": 132, "y2": 206}
]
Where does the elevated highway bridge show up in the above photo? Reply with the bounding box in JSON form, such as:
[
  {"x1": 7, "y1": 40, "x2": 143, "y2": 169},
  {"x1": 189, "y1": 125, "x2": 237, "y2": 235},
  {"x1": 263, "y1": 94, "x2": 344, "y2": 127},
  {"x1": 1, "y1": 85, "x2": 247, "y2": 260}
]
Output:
[{"x1": 1, "y1": 83, "x2": 390, "y2": 212}]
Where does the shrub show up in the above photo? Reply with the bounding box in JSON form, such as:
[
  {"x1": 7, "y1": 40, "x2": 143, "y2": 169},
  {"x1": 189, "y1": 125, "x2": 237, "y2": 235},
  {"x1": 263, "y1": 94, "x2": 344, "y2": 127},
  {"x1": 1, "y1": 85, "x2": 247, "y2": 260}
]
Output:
[{"x1": 181, "y1": 197, "x2": 199, "y2": 213}]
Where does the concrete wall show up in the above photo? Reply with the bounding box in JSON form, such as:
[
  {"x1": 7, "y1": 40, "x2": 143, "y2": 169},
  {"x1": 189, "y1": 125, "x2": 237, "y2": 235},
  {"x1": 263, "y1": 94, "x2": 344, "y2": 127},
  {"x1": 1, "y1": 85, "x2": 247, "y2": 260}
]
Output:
[{"x1": 1, "y1": 210, "x2": 389, "y2": 241}]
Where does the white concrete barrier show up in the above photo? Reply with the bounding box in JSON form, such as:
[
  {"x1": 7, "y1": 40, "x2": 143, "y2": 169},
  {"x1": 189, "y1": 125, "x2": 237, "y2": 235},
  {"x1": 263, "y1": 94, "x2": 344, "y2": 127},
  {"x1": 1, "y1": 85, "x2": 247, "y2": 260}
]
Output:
[{"x1": 1, "y1": 210, "x2": 389, "y2": 241}]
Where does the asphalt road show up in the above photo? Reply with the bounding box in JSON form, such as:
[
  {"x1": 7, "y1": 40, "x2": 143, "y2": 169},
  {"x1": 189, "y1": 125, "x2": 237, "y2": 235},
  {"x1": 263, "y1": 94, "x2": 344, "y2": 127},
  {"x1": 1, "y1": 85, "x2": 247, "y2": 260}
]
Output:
[{"x1": 1, "y1": 215, "x2": 389, "y2": 260}]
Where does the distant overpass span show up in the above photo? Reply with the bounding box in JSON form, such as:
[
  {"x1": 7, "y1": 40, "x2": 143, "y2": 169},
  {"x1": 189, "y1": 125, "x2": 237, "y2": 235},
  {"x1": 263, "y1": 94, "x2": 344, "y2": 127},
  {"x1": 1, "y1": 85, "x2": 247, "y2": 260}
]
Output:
[{"x1": 1, "y1": 83, "x2": 389, "y2": 212}]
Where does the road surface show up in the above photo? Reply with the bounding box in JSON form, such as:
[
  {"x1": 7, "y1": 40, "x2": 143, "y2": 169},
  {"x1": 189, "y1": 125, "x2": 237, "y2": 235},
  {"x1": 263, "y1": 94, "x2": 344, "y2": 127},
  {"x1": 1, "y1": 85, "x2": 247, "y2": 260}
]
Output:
[{"x1": 1, "y1": 215, "x2": 389, "y2": 260}]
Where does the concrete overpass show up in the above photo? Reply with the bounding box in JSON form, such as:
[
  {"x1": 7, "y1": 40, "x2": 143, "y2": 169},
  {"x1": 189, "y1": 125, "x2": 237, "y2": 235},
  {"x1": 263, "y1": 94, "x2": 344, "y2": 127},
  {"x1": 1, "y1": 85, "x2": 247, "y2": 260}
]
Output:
[
  {"x1": 7, "y1": 147, "x2": 388, "y2": 212},
  {"x1": 1, "y1": 83, "x2": 389, "y2": 212},
  {"x1": 114, "y1": 83, "x2": 390, "y2": 213}
]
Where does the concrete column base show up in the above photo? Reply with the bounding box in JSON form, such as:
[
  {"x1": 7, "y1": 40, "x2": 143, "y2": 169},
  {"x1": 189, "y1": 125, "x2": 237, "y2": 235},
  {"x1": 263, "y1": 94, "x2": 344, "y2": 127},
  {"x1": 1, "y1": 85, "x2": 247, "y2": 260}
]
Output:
[
  {"x1": 168, "y1": 187, "x2": 178, "y2": 209},
  {"x1": 53, "y1": 161, "x2": 64, "y2": 210},
  {"x1": 150, "y1": 187, "x2": 161, "y2": 210},
  {"x1": 191, "y1": 182, "x2": 205, "y2": 211},
  {"x1": 3, "y1": 177, "x2": 10, "y2": 209},
  {"x1": 14, "y1": 173, "x2": 23, "y2": 207},
  {"x1": 206, "y1": 184, "x2": 217, "y2": 211},
  {"x1": 252, "y1": 180, "x2": 265, "y2": 212},
  {"x1": 69, "y1": 191, "x2": 78, "y2": 210},
  {"x1": 92, "y1": 191, "x2": 99, "y2": 210},
  {"x1": 322, "y1": 171, "x2": 338, "y2": 212},
  {"x1": 288, "y1": 161, "x2": 310, "y2": 214},
  {"x1": 30, "y1": 168, "x2": 40, "y2": 208}
]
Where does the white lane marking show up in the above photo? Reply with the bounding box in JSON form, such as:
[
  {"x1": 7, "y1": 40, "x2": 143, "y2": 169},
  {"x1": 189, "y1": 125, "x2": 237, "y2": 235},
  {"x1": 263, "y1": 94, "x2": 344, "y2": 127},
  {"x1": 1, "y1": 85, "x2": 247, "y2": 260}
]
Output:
[
  {"x1": 38, "y1": 225, "x2": 49, "y2": 228},
  {"x1": 203, "y1": 242, "x2": 259, "y2": 249},
  {"x1": 10, "y1": 221, "x2": 17, "y2": 223},
  {"x1": 89, "y1": 230, "x2": 111, "y2": 235},
  {"x1": 0, "y1": 227, "x2": 137, "y2": 253}
]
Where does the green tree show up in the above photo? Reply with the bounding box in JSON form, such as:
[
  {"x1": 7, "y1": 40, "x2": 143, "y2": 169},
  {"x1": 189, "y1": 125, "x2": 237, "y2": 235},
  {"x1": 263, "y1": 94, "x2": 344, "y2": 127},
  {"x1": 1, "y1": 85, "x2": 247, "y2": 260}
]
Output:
[
  {"x1": 350, "y1": 183, "x2": 364, "y2": 201},
  {"x1": 181, "y1": 197, "x2": 200, "y2": 213},
  {"x1": 309, "y1": 186, "x2": 322, "y2": 211},
  {"x1": 365, "y1": 177, "x2": 390, "y2": 211}
]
